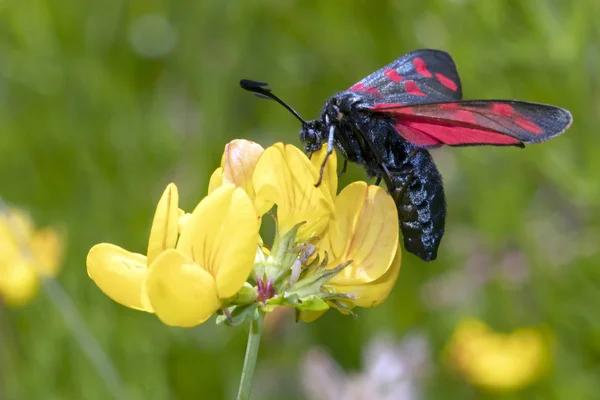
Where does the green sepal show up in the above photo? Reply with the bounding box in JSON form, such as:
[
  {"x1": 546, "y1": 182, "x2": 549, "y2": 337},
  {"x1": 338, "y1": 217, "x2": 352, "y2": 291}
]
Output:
[
  {"x1": 266, "y1": 292, "x2": 329, "y2": 311},
  {"x1": 264, "y1": 222, "x2": 304, "y2": 284},
  {"x1": 328, "y1": 299, "x2": 357, "y2": 318},
  {"x1": 294, "y1": 294, "x2": 329, "y2": 311},
  {"x1": 289, "y1": 259, "x2": 353, "y2": 299},
  {"x1": 252, "y1": 245, "x2": 268, "y2": 279},
  {"x1": 216, "y1": 303, "x2": 258, "y2": 327},
  {"x1": 221, "y1": 283, "x2": 258, "y2": 308},
  {"x1": 234, "y1": 283, "x2": 258, "y2": 306}
]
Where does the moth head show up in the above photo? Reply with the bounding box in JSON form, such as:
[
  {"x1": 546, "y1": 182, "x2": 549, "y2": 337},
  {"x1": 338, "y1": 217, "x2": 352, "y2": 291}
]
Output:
[{"x1": 299, "y1": 120, "x2": 324, "y2": 153}]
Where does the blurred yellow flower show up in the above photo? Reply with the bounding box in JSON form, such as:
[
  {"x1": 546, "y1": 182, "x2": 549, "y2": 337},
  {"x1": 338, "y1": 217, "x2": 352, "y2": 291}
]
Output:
[
  {"x1": 87, "y1": 183, "x2": 261, "y2": 327},
  {"x1": 0, "y1": 208, "x2": 64, "y2": 307},
  {"x1": 445, "y1": 318, "x2": 552, "y2": 391},
  {"x1": 253, "y1": 142, "x2": 335, "y2": 240},
  {"x1": 87, "y1": 183, "x2": 181, "y2": 312},
  {"x1": 208, "y1": 139, "x2": 272, "y2": 215}
]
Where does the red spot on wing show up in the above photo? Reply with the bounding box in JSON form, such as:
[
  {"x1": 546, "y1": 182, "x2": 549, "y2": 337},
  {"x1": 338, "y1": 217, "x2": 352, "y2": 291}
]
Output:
[
  {"x1": 492, "y1": 103, "x2": 515, "y2": 116},
  {"x1": 370, "y1": 103, "x2": 400, "y2": 110},
  {"x1": 400, "y1": 120, "x2": 522, "y2": 146},
  {"x1": 404, "y1": 80, "x2": 425, "y2": 96},
  {"x1": 393, "y1": 123, "x2": 441, "y2": 146},
  {"x1": 516, "y1": 118, "x2": 542, "y2": 134},
  {"x1": 439, "y1": 103, "x2": 459, "y2": 109},
  {"x1": 435, "y1": 73, "x2": 458, "y2": 91},
  {"x1": 349, "y1": 82, "x2": 382, "y2": 97},
  {"x1": 413, "y1": 58, "x2": 432, "y2": 78},
  {"x1": 370, "y1": 103, "x2": 413, "y2": 114},
  {"x1": 384, "y1": 68, "x2": 404, "y2": 82},
  {"x1": 364, "y1": 86, "x2": 382, "y2": 97},
  {"x1": 349, "y1": 83, "x2": 365, "y2": 92},
  {"x1": 455, "y1": 110, "x2": 477, "y2": 124}
]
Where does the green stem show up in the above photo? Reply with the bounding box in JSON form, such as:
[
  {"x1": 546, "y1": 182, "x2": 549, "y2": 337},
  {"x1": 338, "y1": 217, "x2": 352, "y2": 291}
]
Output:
[
  {"x1": 236, "y1": 310, "x2": 265, "y2": 400},
  {"x1": 42, "y1": 279, "x2": 125, "y2": 399}
]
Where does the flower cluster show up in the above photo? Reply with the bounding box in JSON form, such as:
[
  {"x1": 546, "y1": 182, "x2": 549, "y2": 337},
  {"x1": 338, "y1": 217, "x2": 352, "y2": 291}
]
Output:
[
  {"x1": 0, "y1": 208, "x2": 64, "y2": 307},
  {"x1": 87, "y1": 140, "x2": 401, "y2": 327},
  {"x1": 445, "y1": 318, "x2": 552, "y2": 391}
]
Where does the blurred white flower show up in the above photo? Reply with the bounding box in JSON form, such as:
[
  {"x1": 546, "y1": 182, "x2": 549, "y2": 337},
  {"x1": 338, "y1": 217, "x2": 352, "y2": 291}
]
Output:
[
  {"x1": 300, "y1": 333, "x2": 430, "y2": 400},
  {"x1": 420, "y1": 229, "x2": 532, "y2": 310}
]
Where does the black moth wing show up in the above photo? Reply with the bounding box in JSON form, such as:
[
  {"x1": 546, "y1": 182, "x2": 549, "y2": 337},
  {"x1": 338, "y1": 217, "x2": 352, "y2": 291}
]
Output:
[
  {"x1": 347, "y1": 49, "x2": 463, "y2": 105},
  {"x1": 367, "y1": 100, "x2": 573, "y2": 148}
]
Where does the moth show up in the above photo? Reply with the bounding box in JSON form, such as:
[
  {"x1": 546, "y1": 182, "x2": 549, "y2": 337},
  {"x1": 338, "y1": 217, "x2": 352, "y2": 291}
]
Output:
[{"x1": 241, "y1": 49, "x2": 572, "y2": 261}]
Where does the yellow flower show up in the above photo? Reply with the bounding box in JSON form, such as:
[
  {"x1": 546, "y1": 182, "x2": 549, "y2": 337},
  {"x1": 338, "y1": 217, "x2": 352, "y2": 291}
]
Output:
[
  {"x1": 0, "y1": 208, "x2": 64, "y2": 307},
  {"x1": 298, "y1": 182, "x2": 400, "y2": 322},
  {"x1": 208, "y1": 139, "x2": 272, "y2": 215},
  {"x1": 145, "y1": 184, "x2": 260, "y2": 327},
  {"x1": 253, "y1": 142, "x2": 335, "y2": 239},
  {"x1": 309, "y1": 150, "x2": 400, "y2": 302},
  {"x1": 87, "y1": 183, "x2": 181, "y2": 312},
  {"x1": 89, "y1": 140, "x2": 403, "y2": 327},
  {"x1": 326, "y1": 182, "x2": 400, "y2": 291},
  {"x1": 246, "y1": 144, "x2": 402, "y2": 321},
  {"x1": 445, "y1": 318, "x2": 552, "y2": 391},
  {"x1": 87, "y1": 183, "x2": 261, "y2": 327}
]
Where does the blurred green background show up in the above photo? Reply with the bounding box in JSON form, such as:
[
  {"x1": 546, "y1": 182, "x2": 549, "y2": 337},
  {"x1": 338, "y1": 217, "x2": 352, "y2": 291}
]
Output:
[{"x1": 0, "y1": 0, "x2": 599, "y2": 399}]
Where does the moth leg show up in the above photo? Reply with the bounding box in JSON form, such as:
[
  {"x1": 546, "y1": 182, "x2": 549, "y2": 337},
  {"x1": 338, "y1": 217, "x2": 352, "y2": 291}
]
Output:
[
  {"x1": 375, "y1": 176, "x2": 382, "y2": 186},
  {"x1": 351, "y1": 122, "x2": 396, "y2": 190},
  {"x1": 338, "y1": 159, "x2": 348, "y2": 178},
  {"x1": 379, "y1": 163, "x2": 395, "y2": 190},
  {"x1": 315, "y1": 124, "x2": 335, "y2": 187},
  {"x1": 357, "y1": 135, "x2": 395, "y2": 190}
]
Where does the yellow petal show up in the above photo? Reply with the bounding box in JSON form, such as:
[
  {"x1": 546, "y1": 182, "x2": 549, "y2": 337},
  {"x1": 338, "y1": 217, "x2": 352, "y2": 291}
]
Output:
[
  {"x1": 210, "y1": 140, "x2": 272, "y2": 215},
  {"x1": 335, "y1": 241, "x2": 402, "y2": 308},
  {"x1": 86, "y1": 243, "x2": 153, "y2": 312},
  {"x1": 310, "y1": 144, "x2": 338, "y2": 200},
  {"x1": 253, "y1": 143, "x2": 334, "y2": 239},
  {"x1": 0, "y1": 234, "x2": 21, "y2": 269},
  {"x1": 178, "y1": 185, "x2": 260, "y2": 299},
  {"x1": 208, "y1": 167, "x2": 224, "y2": 194},
  {"x1": 0, "y1": 209, "x2": 33, "y2": 262},
  {"x1": 222, "y1": 140, "x2": 264, "y2": 193},
  {"x1": 328, "y1": 182, "x2": 399, "y2": 284},
  {"x1": 0, "y1": 260, "x2": 39, "y2": 307},
  {"x1": 178, "y1": 209, "x2": 192, "y2": 234},
  {"x1": 0, "y1": 208, "x2": 34, "y2": 240},
  {"x1": 30, "y1": 227, "x2": 63, "y2": 277},
  {"x1": 145, "y1": 249, "x2": 221, "y2": 327},
  {"x1": 147, "y1": 183, "x2": 179, "y2": 266}
]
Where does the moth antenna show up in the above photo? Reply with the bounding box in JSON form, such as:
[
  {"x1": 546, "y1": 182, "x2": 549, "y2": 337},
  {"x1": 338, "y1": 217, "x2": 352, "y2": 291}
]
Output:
[{"x1": 240, "y1": 79, "x2": 306, "y2": 124}]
